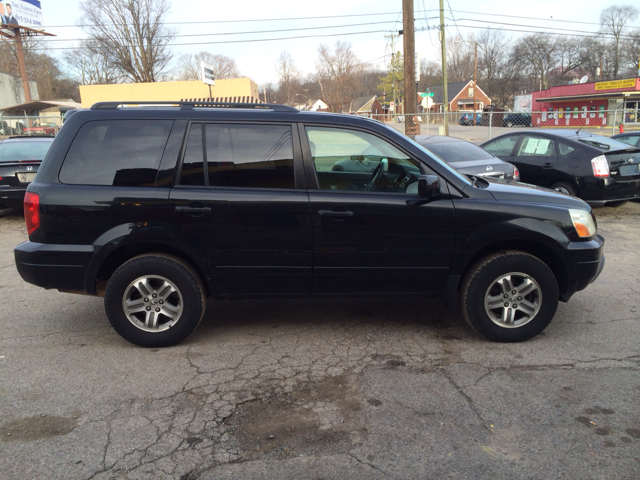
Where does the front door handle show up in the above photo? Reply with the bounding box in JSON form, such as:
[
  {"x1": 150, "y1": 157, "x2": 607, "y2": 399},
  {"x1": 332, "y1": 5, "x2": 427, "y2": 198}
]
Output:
[
  {"x1": 542, "y1": 163, "x2": 555, "y2": 169},
  {"x1": 318, "y1": 210, "x2": 354, "y2": 217}
]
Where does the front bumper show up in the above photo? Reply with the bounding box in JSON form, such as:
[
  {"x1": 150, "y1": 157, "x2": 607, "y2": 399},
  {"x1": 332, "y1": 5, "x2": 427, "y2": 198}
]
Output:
[
  {"x1": 14, "y1": 241, "x2": 94, "y2": 293},
  {"x1": 558, "y1": 234, "x2": 605, "y2": 302}
]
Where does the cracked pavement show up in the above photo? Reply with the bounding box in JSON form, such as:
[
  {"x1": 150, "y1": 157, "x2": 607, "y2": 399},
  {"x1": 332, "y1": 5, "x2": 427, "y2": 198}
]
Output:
[{"x1": 0, "y1": 203, "x2": 639, "y2": 479}]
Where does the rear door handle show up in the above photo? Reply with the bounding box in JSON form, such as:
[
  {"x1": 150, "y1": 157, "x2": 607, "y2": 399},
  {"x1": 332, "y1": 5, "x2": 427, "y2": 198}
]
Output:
[
  {"x1": 175, "y1": 206, "x2": 211, "y2": 214},
  {"x1": 318, "y1": 210, "x2": 354, "y2": 217},
  {"x1": 542, "y1": 163, "x2": 554, "y2": 169}
]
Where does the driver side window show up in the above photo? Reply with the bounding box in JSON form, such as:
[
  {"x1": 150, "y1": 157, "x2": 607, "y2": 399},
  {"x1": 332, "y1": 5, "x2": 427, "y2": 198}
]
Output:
[{"x1": 305, "y1": 126, "x2": 421, "y2": 194}]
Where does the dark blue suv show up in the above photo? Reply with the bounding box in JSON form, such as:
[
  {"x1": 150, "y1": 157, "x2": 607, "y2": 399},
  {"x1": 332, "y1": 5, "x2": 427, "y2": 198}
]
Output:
[{"x1": 14, "y1": 102, "x2": 605, "y2": 347}]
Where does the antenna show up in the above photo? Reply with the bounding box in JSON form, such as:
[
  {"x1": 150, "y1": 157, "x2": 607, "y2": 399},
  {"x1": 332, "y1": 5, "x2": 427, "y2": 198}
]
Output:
[{"x1": 579, "y1": 75, "x2": 589, "y2": 84}]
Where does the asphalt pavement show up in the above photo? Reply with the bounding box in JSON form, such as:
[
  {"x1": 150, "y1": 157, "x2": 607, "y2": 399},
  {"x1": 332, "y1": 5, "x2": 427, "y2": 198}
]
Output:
[{"x1": 0, "y1": 203, "x2": 638, "y2": 480}]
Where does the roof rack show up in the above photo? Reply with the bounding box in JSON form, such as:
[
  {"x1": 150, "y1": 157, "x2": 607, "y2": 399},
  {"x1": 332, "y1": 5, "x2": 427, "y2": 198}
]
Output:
[{"x1": 90, "y1": 101, "x2": 299, "y2": 113}]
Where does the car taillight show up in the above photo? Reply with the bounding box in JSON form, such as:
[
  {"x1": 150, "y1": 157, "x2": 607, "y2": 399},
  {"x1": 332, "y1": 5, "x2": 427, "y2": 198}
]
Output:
[
  {"x1": 591, "y1": 155, "x2": 609, "y2": 178},
  {"x1": 513, "y1": 167, "x2": 520, "y2": 181},
  {"x1": 24, "y1": 192, "x2": 40, "y2": 235}
]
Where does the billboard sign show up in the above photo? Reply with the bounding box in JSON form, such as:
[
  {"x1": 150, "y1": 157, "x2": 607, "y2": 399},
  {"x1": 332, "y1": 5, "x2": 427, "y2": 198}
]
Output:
[
  {"x1": 201, "y1": 62, "x2": 215, "y2": 86},
  {"x1": 0, "y1": 0, "x2": 44, "y2": 29}
]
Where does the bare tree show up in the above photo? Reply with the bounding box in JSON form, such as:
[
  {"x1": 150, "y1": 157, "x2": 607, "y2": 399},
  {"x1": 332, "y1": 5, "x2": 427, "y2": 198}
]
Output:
[
  {"x1": 275, "y1": 51, "x2": 299, "y2": 105},
  {"x1": 173, "y1": 52, "x2": 241, "y2": 81},
  {"x1": 446, "y1": 35, "x2": 475, "y2": 82},
  {"x1": 600, "y1": 5, "x2": 639, "y2": 79},
  {"x1": 512, "y1": 34, "x2": 558, "y2": 90},
  {"x1": 315, "y1": 41, "x2": 362, "y2": 112},
  {"x1": 79, "y1": 0, "x2": 176, "y2": 83},
  {"x1": 549, "y1": 37, "x2": 588, "y2": 84},
  {"x1": 63, "y1": 41, "x2": 123, "y2": 85},
  {"x1": 620, "y1": 29, "x2": 640, "y2": 76}
]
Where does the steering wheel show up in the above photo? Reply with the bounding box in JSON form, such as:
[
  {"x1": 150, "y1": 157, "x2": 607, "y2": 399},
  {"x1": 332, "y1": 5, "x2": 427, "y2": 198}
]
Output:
[{"x1": 365, "y1": 158, "x2": 388, "y2": 191}]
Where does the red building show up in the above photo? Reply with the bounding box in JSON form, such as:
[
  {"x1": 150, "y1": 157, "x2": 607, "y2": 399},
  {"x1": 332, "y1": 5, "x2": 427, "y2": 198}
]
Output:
[{"x1": 532, "y1": 77, "x2": 640, "y2": 128}]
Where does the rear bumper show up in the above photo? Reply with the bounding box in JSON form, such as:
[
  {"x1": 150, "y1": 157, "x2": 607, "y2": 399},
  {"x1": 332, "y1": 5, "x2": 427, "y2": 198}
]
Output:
[
  {"x1": 584, "y1": 178, "x2": 640, "y2": 205},
  {"x1": 0, "y1": 186, "x2": 26, "y2": 208},
  {"x1": 14, "y1": 241, "x2": 94, "y2": 293}
]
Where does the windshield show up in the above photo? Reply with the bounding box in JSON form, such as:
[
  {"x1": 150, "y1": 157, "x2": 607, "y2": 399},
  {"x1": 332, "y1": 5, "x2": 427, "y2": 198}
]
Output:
[
  {"x1": 0, "y1": 141, "x2": 52, "y2": 162},
  {"x1": 422, "y1": 141, "x2": 495, "y2": 162},
  {"x1": 405, "y1": 137, "x2": 472, "y2": 185},
  {"x1": 577, "y1": 135, "x2": 638, "y2": 152}
]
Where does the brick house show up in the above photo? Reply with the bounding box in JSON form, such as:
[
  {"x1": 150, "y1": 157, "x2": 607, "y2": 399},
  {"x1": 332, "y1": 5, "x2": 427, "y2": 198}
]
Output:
[{"x1": 422, "y1": 80, "x2": 491, "y2": 113}]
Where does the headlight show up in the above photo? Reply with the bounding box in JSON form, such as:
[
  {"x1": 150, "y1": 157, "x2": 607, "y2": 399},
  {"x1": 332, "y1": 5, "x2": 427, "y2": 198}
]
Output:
[{"x1": 569, "y1": 209, "x2": 596, "y2": 238}]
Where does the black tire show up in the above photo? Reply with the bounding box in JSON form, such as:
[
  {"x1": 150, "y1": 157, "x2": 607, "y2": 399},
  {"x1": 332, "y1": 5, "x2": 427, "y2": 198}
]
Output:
[
  {"x1": 605, "y1": 200, "x2": 627, "y2": 208},
  {"x1": 104, "y1": 253, "x2": 206, "y2": 347},
  {"x1": 550, "y1": 181, "x2": 577, "y2": 197},
  {"x1": 461, "y1": 251, "x2": 559, "y2": 342}
]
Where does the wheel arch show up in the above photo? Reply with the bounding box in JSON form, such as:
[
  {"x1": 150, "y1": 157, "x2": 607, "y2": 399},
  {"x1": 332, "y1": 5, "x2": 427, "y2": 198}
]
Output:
[
  {"x1": 89, "y1": 242, "x2": 214, "y2": 297},
  {"x1": 454, "y1": 239, "x2": 568, "y2": 303}
]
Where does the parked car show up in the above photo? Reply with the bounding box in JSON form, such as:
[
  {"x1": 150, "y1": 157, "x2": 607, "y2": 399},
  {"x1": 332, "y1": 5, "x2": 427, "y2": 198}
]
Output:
[
  {"x1": 0, "y1": 120, "x2": 16, "y2": 136},
  {"x1": 0, "y1": 136, "x2": 53, "y2": 212},
  {"x1": 15, "y1": 101, "x2": 604, "y2": 347},
  {"x1": 611, "y1": 132, "x2": 640, "y2": 147},
  {"x1": 24, "y1": 123, "x2": 57, "y2": 136},
  {"x1": 409, "y1": 135, "x2": 519, "y2": 181},
  {"x1": 458, "y1": 112, "x2": 482, "y2": 126},
  {"x1": 480, "y1": 130, "x2": 640, "y2": 206},
  {"x1": 503, "y1": 113, "x2": 533, "y2": 128}
]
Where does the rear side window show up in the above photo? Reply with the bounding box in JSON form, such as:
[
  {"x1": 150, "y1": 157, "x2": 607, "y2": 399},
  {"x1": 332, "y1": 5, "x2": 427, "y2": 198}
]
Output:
[
  {"x1": 179, "y1": 123, "x2": 295, "y2": 189},
  {"x1": 60, "y1": 120, "x2": 173, "y2": 186},
  {"x1": 483, "y1": 135, "x2": 518, "y2": 157},
  {"x1": 616, "y1": 136, "x2": 640, "y2": 147}
]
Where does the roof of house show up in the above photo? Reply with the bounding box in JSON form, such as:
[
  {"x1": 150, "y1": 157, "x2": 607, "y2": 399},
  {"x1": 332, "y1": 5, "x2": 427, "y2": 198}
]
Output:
[
  {"x1": 423, "y1": 80, "x2": 471, "y2": 104},
  {"x1": 340, "y1": 95, "x2": 379, "y2": 114}
]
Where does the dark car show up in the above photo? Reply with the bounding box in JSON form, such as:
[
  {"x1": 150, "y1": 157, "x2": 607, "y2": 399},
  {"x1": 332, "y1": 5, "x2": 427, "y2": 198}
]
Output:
[
  {"x1": 611, "y1": 132, "x2": 640, "y2": 147},
  {"x1": 14, "y1": 101, "x2": 604, "y2": 348},
  {"x1": 480, "y1": 130, "x2": 640, "y2": 207},
  {"x1": 0, "y1": 137, "x2": 53, "y2": 212},
  {"x1": 410, "y1": 135, "x2": 519, "y2": 181},
  {"x1": 503, "y1": 113, "x2": 532, "y2": 128},
  {"x1": 458, "y1": 112, "x2": 482, "y2": 126}
]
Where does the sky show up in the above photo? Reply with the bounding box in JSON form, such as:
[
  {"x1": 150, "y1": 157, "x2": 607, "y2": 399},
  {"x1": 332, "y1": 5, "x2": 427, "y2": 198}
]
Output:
[{"x1": 36, "y1": 0, "x2": 638, "y2": 87}]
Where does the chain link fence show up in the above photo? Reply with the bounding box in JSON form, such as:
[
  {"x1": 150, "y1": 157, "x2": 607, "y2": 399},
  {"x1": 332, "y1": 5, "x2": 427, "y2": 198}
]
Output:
[
  {"x1": 368, "y1": 108, "x2": 638, "y2": 143},
  {"x1": 0, "y1": 116, "x2": 62, "y2": 139}
]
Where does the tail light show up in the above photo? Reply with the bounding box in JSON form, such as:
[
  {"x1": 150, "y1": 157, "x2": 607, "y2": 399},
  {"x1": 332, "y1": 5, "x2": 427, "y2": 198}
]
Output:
[
  {"x1": 591, "y1": 155, "x2": 609, "y2": 178},
  {"x1": 24, "y1": 192, "x2": 40, "y2": 235},
  {"x1": 513, "y1": 166, "x2": 520, "y2": 181}
]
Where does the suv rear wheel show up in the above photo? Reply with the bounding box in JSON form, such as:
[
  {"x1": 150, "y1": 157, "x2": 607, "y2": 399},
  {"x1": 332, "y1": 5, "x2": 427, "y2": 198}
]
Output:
[
  {"x1": 104, "y1": 253, "x2": 206, "y2": 347},
  {"x1": 461, "y1": 252, "x2": 559, "y2": 342}
]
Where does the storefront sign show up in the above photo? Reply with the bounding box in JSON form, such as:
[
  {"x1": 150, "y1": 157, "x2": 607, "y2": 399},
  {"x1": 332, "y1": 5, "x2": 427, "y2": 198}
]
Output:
[
  {"x1": 0, "y1": 0, "x2": 43, "y2": 28},
  {"x1": 595, "y1": 78, "x2": 636, "y2": 91}
]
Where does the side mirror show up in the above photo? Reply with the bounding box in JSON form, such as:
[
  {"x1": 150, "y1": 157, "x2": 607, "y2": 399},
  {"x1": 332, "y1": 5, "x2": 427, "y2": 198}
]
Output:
[{"x1": 418, "y1": 175, "x2": 441, "y2": 199}]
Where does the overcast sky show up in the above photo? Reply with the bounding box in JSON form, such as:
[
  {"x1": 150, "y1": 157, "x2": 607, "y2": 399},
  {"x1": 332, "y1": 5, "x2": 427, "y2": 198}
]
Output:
[{"x1": 40, "y1": 0, "x2": 635, "y2": 87}]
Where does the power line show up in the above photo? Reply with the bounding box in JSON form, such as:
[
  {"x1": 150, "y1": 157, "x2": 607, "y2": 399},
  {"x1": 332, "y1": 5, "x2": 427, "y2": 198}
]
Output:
[
  {"x1": 19, "y1": 20, "x2": 402, "y2": 43},
  {"x1": 453, "y1": 20, "x2": 640, "y2": 40},
  {"x1": 35, "y1": 10, "x2": 408, "y2": 29},
  {"x1": 0, "y1": 28, "x2": 394, "y2": 52}
]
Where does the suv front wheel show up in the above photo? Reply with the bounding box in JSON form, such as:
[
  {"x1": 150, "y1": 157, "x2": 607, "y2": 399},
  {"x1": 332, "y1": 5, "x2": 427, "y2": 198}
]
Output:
[
  {"x1": 104, "y1": 253, "x2": 206, "y2": 347},
  {"x1": 461, "y1": 252, "x2": 559, "y2": 342}
]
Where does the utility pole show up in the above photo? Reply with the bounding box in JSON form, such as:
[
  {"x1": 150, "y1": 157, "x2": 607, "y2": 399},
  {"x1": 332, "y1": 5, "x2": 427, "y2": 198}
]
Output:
[
  {"x1": 0, "y1": 25, "x2": 55, "y2": 106},
  {"x1": 384, "y1": 33, "x2": 398, "y2": 114},
  {"x1": 439, "y1": 0, "x2": 449, "y2": 136},
  {"x1": 402, "y1": 0, "x2": 418, "y2": 135},
  {"x1": 473, "y1": 42, "x2": 478, "y2": 125}
]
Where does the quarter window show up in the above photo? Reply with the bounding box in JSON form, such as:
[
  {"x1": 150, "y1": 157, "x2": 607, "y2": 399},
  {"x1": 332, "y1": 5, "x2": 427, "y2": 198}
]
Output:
[
  {"x1": 60, "y1": 120, "x2": 173, "y2": 186},
  {"x1": 483, "y1": 135, "x2": 518, "y2": 157},
  {"x1": 558, "y1": 142, "x2": 576, "y2": 156}
]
